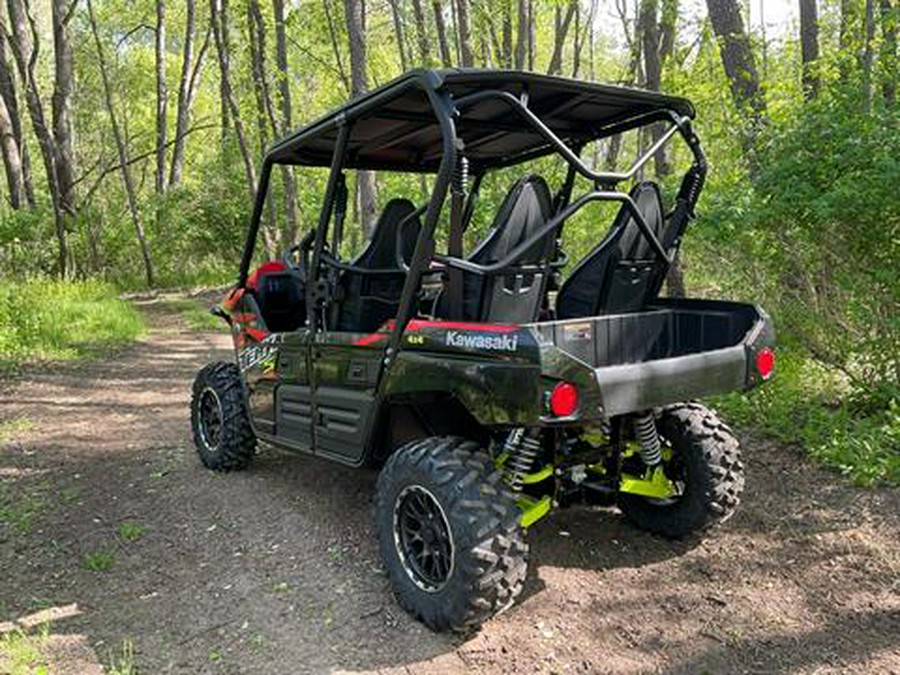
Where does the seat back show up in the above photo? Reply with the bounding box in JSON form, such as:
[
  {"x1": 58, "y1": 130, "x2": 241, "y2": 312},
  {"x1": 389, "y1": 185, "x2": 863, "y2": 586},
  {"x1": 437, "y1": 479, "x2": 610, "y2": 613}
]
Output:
[
  {"x1": 331, "y1": 199, "x2": 422, "y2": 332},
  {"x1": 249, "y1": 261, "x2": 306, "y2": 333},
  {"x1": 449, "y1": 175, "x2": 555, "y2": 322},
  {"x1": 556, "y1": 182, "x2": 665, "y2": 319}
]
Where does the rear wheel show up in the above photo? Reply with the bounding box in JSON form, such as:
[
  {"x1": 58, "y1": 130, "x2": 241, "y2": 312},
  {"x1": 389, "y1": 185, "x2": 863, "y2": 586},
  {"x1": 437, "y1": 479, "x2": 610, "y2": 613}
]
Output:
[
  {"x1": 190, "y1": 362, "x2": 256, "y2": 472},
  {"x1": 375, "y1": 436, "x2": 528, "y2": 632},
  {"x1": 618, "y1": 402, "x2": 744, "y2": 538}
]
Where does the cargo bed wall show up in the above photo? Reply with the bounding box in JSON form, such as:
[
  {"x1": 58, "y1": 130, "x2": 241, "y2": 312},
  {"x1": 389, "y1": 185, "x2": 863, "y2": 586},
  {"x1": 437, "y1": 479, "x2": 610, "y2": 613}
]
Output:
[{"x1": 531, "y1": 299, "x2": 759, "y2": 368}]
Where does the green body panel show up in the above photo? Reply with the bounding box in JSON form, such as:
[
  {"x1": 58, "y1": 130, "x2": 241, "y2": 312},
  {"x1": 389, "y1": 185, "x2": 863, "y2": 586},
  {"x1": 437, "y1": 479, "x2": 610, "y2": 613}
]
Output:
[{"x1": 381, "y1": 351, "x2": 543, "y2": 425}]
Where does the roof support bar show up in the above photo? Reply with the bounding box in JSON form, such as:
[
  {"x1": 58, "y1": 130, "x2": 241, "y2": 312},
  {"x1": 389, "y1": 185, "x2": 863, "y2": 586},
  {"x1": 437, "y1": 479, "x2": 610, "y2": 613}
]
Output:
[
  {"x1": 237, "y1": 158, "x2": 273, "y2": 287},
  {"x1": 385, "y1": 85, "x2": 457, "y2": 362},
  {"x1": 453, "y1": 89, "x2": 686, "y2": 186},
  {"x1": 307, "y1": 120, "x2": 350, "y2": 329}
]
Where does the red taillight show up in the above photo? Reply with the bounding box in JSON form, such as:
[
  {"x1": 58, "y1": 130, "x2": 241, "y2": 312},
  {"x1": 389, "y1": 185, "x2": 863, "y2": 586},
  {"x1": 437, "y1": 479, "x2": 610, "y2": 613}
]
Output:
[
  {"x1": 549, "y1": 382, "x2": 579, "y2": 417},
  {"x1": 756, "y1": 347, "x2": 775, "y2": 380}
]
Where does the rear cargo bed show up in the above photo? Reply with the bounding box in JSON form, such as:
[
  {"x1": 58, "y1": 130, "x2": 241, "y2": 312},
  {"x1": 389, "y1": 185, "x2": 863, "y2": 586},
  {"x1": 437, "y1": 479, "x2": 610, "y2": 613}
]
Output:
[{"x1": 530, "y1": 298, "x2": 772, "y2": 416}]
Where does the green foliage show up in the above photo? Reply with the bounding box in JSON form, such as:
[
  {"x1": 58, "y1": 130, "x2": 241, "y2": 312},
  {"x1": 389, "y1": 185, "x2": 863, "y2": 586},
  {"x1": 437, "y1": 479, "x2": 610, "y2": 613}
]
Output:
[
  {"x1": 163, "y1": 298, "x2": 227, "y2": 331},
  {"x1": 0, "y1": 626, "x2": 50, "y2": 675},
  {"x1": 0, "y1": 280, "x2": 145, "y2": 370},
  {"x1": 82, "y1": 549, "x2": 116, "y2": 572},
  {"x1": 117, "y1": 522, "x2": 146, "y2": 542},
  {"x1": 105, "y1": 639, "x2": 137, "y2": 675},
  {"x1": 711, "y1": 346, "x2": 899, "y2": 487},
  {"x1": 0, "y1": 483, "x2": 44, "y2": 535}
]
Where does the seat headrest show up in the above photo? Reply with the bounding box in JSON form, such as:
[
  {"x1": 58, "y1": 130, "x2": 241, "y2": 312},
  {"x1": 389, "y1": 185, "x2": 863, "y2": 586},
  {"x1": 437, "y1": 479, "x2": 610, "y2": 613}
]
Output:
[
  {"x1": 616, "y1": 182, "x2": 664, "y2": 260},
  {"x1": 470, "y1": 175, "x2": 553, "y2": 264},
  {"x1": 354, "y1": 198, "x2": 421, "y2": 269}
]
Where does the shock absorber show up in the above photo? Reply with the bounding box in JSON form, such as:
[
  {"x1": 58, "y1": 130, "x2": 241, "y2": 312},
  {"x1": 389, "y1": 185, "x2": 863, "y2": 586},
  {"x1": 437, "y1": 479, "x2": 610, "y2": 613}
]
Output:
[
  {"x1": 452, "y1": 150, "x2": 469, "y2": 195},
  {"x1": 632, "y1": 412, "x2": 662, "y2": 467},
  {"x1": 503, "y1": 428, "x2": 542, "y2": 491}
]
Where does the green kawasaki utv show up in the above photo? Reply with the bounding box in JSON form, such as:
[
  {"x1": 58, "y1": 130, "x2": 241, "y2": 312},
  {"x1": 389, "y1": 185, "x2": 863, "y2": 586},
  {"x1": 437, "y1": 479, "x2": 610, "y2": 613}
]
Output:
[{"x1": 191, "y1": 69, "x2": 775, "y2": 632}]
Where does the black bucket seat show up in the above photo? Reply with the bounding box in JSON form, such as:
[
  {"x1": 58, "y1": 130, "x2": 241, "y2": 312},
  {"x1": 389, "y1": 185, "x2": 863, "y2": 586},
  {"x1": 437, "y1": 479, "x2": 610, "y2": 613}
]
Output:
[
  {"x1": 441, "y1": 175, "x2": 555, "y2": 323},
  {"x1": 331, "y1": 198, "x2": 422, "y2": 332}
]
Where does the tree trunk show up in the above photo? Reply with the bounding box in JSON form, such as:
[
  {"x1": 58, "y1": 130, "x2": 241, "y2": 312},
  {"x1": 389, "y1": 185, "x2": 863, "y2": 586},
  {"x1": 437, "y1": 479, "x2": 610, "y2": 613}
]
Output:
[
  {"x1": 210, "y1": 0, "x2": 257, "y2": 200},
  {"x1": 6, "y1": 0, "x2": 67, "y2": 276},
  {"x1": 572, "y1": 0, "x2": 597, "y2": 77},
  {"x1": 881, "y1": 0, "x2": 897, "y2": 105},
  {"x1": 87, "y1": 0, "x2": 155, "y2": 286},
  {"x1": 547, "y1": 0, "x2": 576, "y2": 75},
  {"x1": 660, "y1": 0, "x2": 677, "y2": 60},
  {"x1": 706, "y1": 0, "x2": 766, "y2": 145},
  {"x1": 344, "y1": 0, "x2": 378, "y2": 236},
  {"x1": 155, "y1": 0, "x2": 167, "y2": 193},
  {"x1": 501, "y1": 2, "x2": 513, "y2": 67},
  {"x1": 432, "y1": 1, "x2": 453, "y2": 67},
  {"x1": 799, "y1": 0, "x2": 820, "y2": 99},
  {"x1": 388, "y1": 0, "x2": 409, "y2": 71},
  {"x1": 455, "y1": 0, "x2": 474, "y2": 67},
  {"x1": 0, "y1": 82, "x2": 23, "y2": 209},
  {"x1": 411, "y1": 0, "x2": 432, "y2": 65},
  {"x1": 247, "y1": 0, "x2": 279, "y2": 257},
  {"x1": 323, "y1": 0, "x2": 350, "y2": 94},
  {"x1": 170, "y1": 0, "x2": 210, "y2": 188},
  {"x1": 640, "y1": 0, "x2": 671, "y2": 177},
  {"x1": 273, "y1": 0, "x2": 298, "y2": 244},
  {"x1": 528, "y1": 0, "x2": 536, "y2": 70},
  {"x1": 0, "y1": 24, "x2": 32, "y2": 208},
  {"x1": 840, "y1": 0, "x2": 858, "y2": 50},
  {"x1": 514, "y1": 0, "x2": 527, "y2": 68},
  {"x1": 50, "y1": 0, "x2": 75, "y2": 216},
  {"x1": 217, "y1": 0, "x2": 231, "y2": 136},
  {"x1": 862, "y1": 0, "x2": 876, "y2": 111},
  {"x1": 0, "y1": 25, "x2": 23, "y2": 209}
]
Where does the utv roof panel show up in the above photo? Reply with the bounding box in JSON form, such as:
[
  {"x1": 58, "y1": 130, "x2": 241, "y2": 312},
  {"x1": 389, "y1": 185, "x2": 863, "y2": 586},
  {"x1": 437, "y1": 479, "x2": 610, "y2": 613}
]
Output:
[{"x1": 266, "y1": 69, "x2": 695, "y2": 172}]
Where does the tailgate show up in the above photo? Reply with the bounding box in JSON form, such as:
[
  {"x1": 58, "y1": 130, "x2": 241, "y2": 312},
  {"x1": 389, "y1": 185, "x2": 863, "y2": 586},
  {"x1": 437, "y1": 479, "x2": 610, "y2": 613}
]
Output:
[{"x1": 530, "y1": 298, "x2": 774, "y2": 417}]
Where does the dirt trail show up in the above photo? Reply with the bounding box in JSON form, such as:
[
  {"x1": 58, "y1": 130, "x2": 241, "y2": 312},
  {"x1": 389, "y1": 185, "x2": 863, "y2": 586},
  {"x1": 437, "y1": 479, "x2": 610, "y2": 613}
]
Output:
[{"x1": 1, "y1": 299, "x2": 898, "y2": 674}]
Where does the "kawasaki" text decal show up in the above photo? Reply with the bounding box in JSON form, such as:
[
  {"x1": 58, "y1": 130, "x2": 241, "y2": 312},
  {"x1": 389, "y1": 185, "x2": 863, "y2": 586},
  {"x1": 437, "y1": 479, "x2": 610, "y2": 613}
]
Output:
[{"x1": 445, "y1": 330, "x2": 519, "y2": 352}]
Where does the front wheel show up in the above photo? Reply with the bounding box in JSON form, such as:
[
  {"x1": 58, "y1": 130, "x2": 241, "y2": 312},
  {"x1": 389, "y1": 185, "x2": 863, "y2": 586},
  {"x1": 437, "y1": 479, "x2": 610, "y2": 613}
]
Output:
[
  {"x1": 375, "y1": 437, "x2": 528, "y2": 632},
  {"x1": 618, "y1": 402, "x2": 745, "y2": 539},
  {"x1": 190, "y1": 362, "x2": 256, "y2": 472}
]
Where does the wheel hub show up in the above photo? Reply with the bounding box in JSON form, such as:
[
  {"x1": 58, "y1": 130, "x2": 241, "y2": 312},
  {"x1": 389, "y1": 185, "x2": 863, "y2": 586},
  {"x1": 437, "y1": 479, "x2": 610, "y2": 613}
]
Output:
[
  {"x1": 393, "y1": 485, "x2": 454, "y2": 593},
  {"x1": 198, "y1": 387, "x2": 223, "y2": 452}
]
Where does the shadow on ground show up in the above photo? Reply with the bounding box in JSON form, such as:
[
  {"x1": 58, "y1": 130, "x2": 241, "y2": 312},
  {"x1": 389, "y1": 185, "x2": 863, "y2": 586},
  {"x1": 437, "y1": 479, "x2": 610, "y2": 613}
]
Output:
[{"x1": 1, "y1": 298, "x2": 898, "y2": 674}]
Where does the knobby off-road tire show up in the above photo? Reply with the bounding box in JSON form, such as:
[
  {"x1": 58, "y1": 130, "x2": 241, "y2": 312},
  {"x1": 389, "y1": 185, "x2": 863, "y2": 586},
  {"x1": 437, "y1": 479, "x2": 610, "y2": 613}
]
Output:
[
  {"x1": 375, "y1": 436, "x2": 528, "y2": 632},
  {"x1": 190, "y1": 362, "x2": 256, "y2": 472},
  {"x1": 619, "y1": 402, "x2": 744, "y2": 539}
]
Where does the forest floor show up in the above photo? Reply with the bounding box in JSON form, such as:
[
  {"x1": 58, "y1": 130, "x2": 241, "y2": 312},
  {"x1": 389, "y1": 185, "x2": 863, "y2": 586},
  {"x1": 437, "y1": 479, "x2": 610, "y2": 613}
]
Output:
[{"x1": 0, "y1": 297, "x2": 898, "y2": 674}]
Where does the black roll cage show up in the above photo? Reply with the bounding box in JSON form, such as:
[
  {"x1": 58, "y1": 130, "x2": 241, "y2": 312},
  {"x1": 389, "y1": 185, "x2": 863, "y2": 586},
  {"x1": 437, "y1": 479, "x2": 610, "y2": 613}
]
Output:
[{"x1": 238, "y1": 72, "x2": 707, "y2": 363}]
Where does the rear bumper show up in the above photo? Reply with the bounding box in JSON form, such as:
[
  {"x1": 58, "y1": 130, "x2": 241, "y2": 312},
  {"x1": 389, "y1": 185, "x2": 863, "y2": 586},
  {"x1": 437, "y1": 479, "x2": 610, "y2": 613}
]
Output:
[{"x1": 595, "y1": 344, "x2": 747, "y2": 416}]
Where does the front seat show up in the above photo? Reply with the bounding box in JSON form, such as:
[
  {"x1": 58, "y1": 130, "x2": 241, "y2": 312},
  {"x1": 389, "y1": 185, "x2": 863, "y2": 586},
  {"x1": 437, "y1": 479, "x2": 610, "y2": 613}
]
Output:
[
  {"x1": 331, "y1": 198, "x2": 422, "y2": 332},
  {"x1": 247, "y1": 260, "x2": 306, "y2": 333},
  {"x1": 441, "y1": 174, "x2": 555, "y2": 323},
  {"x1": 556, "y1": 181, "x2": 665, "y2": 319}
]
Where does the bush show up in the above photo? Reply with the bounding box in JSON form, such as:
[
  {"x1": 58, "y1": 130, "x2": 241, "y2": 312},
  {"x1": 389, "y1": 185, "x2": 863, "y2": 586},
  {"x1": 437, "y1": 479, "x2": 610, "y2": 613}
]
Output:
[{"x1": 0, "y1": 279, "x2": 144, "y2": 370}]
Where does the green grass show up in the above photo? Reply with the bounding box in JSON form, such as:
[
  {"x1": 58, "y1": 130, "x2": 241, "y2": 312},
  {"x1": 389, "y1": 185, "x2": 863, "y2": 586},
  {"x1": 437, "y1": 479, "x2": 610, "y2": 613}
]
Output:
[
  {"x1": 0, "y1": 418, "x2": 34, "y2": 442},
  {"x1": 0, "y1": 279, "x2": 144, "y2": 372},
  {"x1": 117, "y1": 522, "x2": 145, "y2": 542},
  {"x1": 105, "y1": 639, "x2": 137, "y2": 675},
  {"x1": 82, "y1": 549, "x2": 116, "y2": 572},
  {"x1": 0, "y1": 483, "x2": 44, "y2": 534},
  {"x1": 710, "y1": 349, "x2": 900, "y2": 487},
  {"x1": 163, "y1": 298, "x2": 226, "y2": 331},
  {"x1": 0, "y1": 626, "x2": 50, "y2": 675}
]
